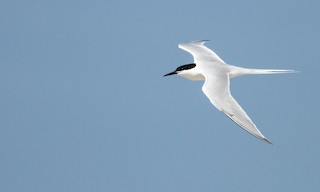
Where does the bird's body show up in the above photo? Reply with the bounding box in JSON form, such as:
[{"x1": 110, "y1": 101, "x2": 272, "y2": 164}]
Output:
[{"x1": 164, "y1": 40, "x2": 296, "y2": 144}]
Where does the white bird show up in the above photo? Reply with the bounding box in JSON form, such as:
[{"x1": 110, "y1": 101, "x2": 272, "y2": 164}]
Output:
[{"x1": 164, "y1": 40, "x2": 296, "y2": 144}]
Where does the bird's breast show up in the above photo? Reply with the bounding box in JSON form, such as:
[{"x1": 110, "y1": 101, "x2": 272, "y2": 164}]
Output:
[{"x1": 178, "y1": 73, "x2": 205, "y2": 81}]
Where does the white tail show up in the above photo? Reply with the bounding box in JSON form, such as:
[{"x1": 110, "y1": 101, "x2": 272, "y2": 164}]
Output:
[
  {"x1": 246, "y1": 69, "x2": 297, "y2": 75},
  {"x1": 229, "y1": 66, "x2": 298, "y2": 78}
]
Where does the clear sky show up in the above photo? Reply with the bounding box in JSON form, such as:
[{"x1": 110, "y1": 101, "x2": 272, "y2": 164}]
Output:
[{"x1": 1, "y1": 0, "x2": 319, "y2": 191}]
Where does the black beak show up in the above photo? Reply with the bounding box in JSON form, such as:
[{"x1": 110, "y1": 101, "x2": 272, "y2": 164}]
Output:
[{"x1": 163, "y1": 71, "x2": 177, "y2": 77}]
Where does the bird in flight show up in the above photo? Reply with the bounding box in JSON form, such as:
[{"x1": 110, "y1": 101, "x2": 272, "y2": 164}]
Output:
[{"x1": 164, "y1": 40, "x2": 296, "y2": 144}]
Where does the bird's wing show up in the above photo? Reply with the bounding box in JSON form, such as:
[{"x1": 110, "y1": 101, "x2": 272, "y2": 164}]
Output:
[
  {"x1": 201, "y1": 73, "x2": 272, "y2": 144},
  {"x1": 178, "y1": 40, "x2": 226, "y2": 64}
]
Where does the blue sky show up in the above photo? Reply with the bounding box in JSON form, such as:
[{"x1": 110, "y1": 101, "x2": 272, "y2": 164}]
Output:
[{"x1": 0, "y1": 0, "x2": 319, "y2": 191}]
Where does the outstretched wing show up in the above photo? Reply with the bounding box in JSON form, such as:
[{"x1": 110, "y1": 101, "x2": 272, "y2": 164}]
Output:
[
  {"x1": 178, "y1": 40, "x2": 226, "y2": 64},
  {"x1": 201, "y1": 73, "x2": 272, "y2": 144}
]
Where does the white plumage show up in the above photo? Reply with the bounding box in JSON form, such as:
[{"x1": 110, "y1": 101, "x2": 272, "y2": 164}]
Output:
[{"x1": 165, "y1": 40, "x2": 296, "y2": 144}]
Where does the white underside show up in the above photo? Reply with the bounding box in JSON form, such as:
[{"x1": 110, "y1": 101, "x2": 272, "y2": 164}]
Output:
[{"x1": 176, "y1": 40, "x2": 296, "y2": 143}]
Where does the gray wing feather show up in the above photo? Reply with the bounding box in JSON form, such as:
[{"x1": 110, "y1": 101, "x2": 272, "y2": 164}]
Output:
[
  {"x1": 178, "y1": 40, "x2": 226, "y2": 64},
  {"x1": 201, "y1": 73, "x2": 272, "y2": 144}
]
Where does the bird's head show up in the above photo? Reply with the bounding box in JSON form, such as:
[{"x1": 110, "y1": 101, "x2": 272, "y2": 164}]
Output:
[
  {"x1": 163, "y1": 63, "x2": 204, "y2": 80},
  {"x1": 163, "y1": 63, "x2": 196, "y2": 77}
]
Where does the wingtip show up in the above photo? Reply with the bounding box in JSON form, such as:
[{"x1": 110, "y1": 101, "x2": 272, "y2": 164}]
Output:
[
  {"x1": 262, "y1": 137, "x2": 273, "y2": 145},
  {"x1": 180, "y1": 40, "x2": 210, "y2": 46},
  {"x1": 192, "y1": 39, "x2": 210, "y2": 44}
]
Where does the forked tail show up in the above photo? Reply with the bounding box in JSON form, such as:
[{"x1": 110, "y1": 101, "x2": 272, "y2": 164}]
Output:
[
  {"x1": 246, "y1": 69, "x2": 297, "y2": 75},
  {"x1": 229, "y1": 66, "x2": 298, "y2": 78}
]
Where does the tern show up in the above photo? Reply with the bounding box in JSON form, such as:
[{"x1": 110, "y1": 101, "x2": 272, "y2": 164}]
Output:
[{"x1": 164, "y1": 40, "x2": 296, "y2": 144}]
